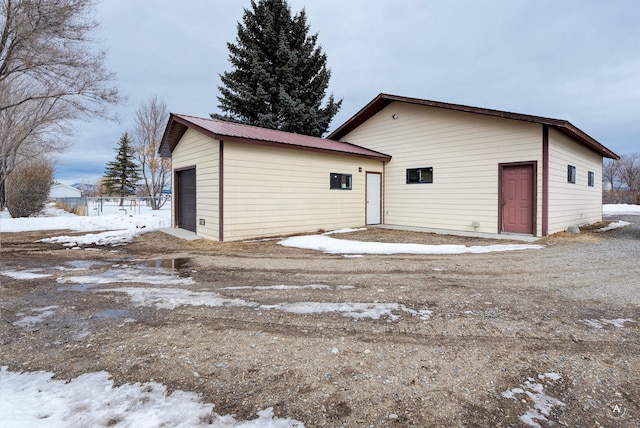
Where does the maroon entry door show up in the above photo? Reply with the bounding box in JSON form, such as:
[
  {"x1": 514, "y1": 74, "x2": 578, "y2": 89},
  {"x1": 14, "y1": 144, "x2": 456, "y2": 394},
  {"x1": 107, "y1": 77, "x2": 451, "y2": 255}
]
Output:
[{"x1": 501, "y1": 164, "x2": 534, "y2": 234}]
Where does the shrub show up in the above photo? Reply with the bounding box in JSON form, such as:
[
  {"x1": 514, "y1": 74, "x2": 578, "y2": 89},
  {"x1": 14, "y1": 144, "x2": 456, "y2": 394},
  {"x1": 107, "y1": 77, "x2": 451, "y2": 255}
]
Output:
[{"x1": 6, "y1": 161, "x2": 54, "y2": 218}]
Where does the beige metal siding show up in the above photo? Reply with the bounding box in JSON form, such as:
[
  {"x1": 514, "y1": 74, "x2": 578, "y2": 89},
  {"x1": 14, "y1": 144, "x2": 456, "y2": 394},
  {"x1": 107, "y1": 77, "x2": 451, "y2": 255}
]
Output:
[
  {"x1": 171, "y1": 128, "x2": 220, "y2": 240},
  {"x1": 547, "y1": 128, "x2": 602, "y2": 233},
  {"x1": 341, "y1": 102, "x2": 543, "y2": 235},
  {"x1": 223, "y1": 142, "x2": 383, "y2": 241}
]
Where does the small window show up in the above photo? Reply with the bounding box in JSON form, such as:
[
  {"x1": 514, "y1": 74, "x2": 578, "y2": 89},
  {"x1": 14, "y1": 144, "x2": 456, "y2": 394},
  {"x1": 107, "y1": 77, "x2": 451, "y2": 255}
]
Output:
[
  {"x1": 406, "y1": 167, "x2": 433, "y2": 184},
  {"x1": 567, "y1": 165, "x2": 576, "y2": 184},
  {"x1": 330, "y1": 173, "x2": 352, "y2": 190},
  {"x1": 588, "y1": 171, "x2": 595, "y2": 187}
]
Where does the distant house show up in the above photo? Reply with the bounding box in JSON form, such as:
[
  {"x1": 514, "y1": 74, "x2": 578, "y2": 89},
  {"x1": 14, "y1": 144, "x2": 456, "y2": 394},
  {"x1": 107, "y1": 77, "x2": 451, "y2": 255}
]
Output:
[
  {"x1": 49, "y1": 183, "x2": 82, "y2": 199},
  {"x1": 159, "y1": 94, "x2": 618, "y2": 241}
]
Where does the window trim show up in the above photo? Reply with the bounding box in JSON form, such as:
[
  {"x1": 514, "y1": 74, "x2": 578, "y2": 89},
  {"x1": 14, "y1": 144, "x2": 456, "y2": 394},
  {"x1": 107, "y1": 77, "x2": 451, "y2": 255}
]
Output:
[
  {"x1": 406, "y1": 167, "x2": 434, "y2": 184},
  {"x1": 330, "y1": 172, "x2": 352, "y2": 190},
  {"x1": 588, "y1": 171, "x2": 595, "y2": 187},
  {"x1": 567, "y1": 165, "x2": 576, "y2": 184}
]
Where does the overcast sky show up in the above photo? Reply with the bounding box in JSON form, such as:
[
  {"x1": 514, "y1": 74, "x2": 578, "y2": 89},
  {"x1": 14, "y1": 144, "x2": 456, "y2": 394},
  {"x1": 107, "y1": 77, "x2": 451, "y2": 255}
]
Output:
[{"x1": 57, "y1": 0, "x2": 640, "y2": 184}]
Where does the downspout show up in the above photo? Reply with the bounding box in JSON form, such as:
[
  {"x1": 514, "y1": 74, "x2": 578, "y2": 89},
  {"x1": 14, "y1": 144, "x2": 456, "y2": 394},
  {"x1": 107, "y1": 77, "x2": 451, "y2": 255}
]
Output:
[
  {"x1": 542, "y1": 125, "x2": 549, "y2": 236},
  {"x1": 382, "y1": 160, "x2": 386, "y2": 224},
  {"x1": 219, "y1": 140, "x2": 224, "y2": 241}
]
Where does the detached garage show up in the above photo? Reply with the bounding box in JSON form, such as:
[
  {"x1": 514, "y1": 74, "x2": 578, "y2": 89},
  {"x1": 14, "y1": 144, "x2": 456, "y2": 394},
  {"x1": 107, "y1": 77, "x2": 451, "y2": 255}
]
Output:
[
  {"x1": 159, "y1": 114, "x2": 390, "y2": 241},
  {"x1": 328, "y1": 94, "x2": 619, "y2": 237},
  {"x1": 160, "y1": 94, "x2": 619, "y2": 241}
]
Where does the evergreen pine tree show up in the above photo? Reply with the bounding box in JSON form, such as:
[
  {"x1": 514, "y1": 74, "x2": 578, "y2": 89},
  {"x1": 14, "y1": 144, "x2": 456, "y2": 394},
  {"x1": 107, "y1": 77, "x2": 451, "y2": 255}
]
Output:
[
  {"x1": 213, "y1": 0, "x2": 342, "y2": 137},
  {"x1": 103, "y1": 133, "x2": 141, "y2": 205}
]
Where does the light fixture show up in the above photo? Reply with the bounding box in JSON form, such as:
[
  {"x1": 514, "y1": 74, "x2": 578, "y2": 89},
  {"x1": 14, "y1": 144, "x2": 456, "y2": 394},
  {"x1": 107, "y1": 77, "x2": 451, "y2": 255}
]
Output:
[{"x1": 391, "y1": 114, "x2": 398, "y2": 120}]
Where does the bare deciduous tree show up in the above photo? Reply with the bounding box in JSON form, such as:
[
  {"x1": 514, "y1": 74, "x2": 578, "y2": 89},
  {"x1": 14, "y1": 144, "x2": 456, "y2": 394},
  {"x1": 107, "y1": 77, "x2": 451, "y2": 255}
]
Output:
[
  {"x1": 618, "y1": 153, "x2": 640, "y2": 203},
  {"x1": 0, "y1": 84, "x2": 72, "y2": 206},
  {"x1": 0, "y1": 0, "x2": 121, "y2": 115},
  {"x1": 0, "y1": 0, "x2": 122, "y2": 207},
  {"x1": 131, "y1": 96, "x2": 170, "y2": 210},
  {"x1": 602, "y1": 158, "x2": 621, "y2": 191}
]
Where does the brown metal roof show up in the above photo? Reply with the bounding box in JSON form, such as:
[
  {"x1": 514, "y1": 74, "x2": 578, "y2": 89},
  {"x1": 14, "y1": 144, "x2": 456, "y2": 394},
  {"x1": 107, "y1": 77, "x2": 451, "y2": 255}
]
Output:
[
  {"x1": 327, "y1": 93, "x2": 619, "y2": 160},
  {"x1": 159, "y1": 113, "x2": 392, "y2": 161}
]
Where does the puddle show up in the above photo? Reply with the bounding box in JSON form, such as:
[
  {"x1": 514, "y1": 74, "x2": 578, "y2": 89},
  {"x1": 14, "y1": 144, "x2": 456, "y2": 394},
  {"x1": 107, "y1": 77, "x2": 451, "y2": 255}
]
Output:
[
  {"x1": 13, "y1": 306, "x2": 59, "y2": 328},
  {"x1": 93, "y1": 309, "x2": 132, "y2": 319},
  {"x1": 56, "y1": 262, "x2": 195, "y2": 287},
  {"x1": 145, "y1": 258, "x2": 192, "y2": 270},
  {"x1": 143, "y1": 258, "x2": 193, "y2": 277},
  {"x1": 59, "y1": 283, "x2": 99, "y2": 292},
  {"x1": 58, "y1": 260, "x2": 108, "y2": 271}
]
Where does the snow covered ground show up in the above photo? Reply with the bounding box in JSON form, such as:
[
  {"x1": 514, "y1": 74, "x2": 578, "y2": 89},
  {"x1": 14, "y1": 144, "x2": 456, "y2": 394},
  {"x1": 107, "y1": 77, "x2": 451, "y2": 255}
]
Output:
[
  {"x1": 0, "y1": 202, "x2": 637, "y2": 248},
  {"x1": 1, "y1": 204, "x2": 306, "y2": 427},
  {"x1": 0, "y1": 204, "x2": 171, "y2": 246},
  {"x1": 0, "y1": 367, "x2": 303, "y2": 428},
  {"x1": 0, "y1": 203, "x2": 637, "y2": 427},
  {"x1": 603, "y1": 203, "x2": 640, "y2": 216},
  {"x1": 279, "y1": 232, "x2": 544, "y2": 254}
]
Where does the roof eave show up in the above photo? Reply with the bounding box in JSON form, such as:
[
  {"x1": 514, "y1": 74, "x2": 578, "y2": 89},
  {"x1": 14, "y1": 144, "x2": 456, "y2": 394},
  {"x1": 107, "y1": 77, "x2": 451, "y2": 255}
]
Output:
[
  {"x1": 553, "y1": 122, "x2": 619, "y2": 160},
  {"x1": 159, "y1": 113, "x2": 189, "y2": 158},
  {"x1": 222, "y1": 135, "x2": 392, "y2": 160},
  {"x1": 328, "y1": 93, "x2": 619, "y2": 160},
  {"x1": 159, "y1": 114, "x2": 392, "y2": 161},
  {"x1": 327, "y1": 94, "x2": 392, "y2": 141}
]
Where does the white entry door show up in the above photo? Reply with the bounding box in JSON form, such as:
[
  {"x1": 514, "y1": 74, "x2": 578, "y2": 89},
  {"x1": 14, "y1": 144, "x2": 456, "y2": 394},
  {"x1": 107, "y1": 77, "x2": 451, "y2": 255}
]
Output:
[{"x1": 366, "y1": 172, "x2": 381, "y2": 225}]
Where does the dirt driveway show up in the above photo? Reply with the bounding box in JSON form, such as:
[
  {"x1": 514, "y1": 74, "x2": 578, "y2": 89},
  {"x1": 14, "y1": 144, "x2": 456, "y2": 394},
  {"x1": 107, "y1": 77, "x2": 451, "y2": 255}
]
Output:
[{"x1": 1, "y1": 218, "x2": 639, "y2": 427}]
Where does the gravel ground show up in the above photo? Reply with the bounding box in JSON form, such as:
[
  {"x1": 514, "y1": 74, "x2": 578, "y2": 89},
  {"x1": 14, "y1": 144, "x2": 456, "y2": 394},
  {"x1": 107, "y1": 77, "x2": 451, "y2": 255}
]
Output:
[{"x1": 1, "y1": 216, "x2": 639, "y2": 427}]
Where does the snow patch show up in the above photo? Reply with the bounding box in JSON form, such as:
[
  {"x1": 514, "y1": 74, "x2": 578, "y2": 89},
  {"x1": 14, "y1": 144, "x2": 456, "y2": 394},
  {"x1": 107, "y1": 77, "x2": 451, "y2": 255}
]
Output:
[
  {"x1": 279, "y1": 234, "x2": 544, "y2": 255},
  {"x1": 1, "y1": 269, "x2": 52, "y2": 279},
  {"x1": 582, "y1": 318, "x2": 635, "y2": 329},
  {"x1": 0, "y1": 205, "x2": 170, "y2": 233},
  {"x1": 502, "y1": 373, "x2": 564, "y2": 428},
  {"x1": 322, "y1": 227, "x2": 367, "y2": 235},
  {"x1": 56, "y1": 267, "x2": 194, "y2": 286},
  {"x1": 539, "y1": 372, "x2": 561, "y2": 381},
  {"x1": 39, "y1": 229, "x2": 147, "y2": 247},
  {"x1": 595, "y1": 220, "x2": 633, "y2": 232},
  {"x1": 97, "y1": 287, "x2": 429, "y2": 321},
  {"x1": 0, "y1": 367, "x2": 304, "y2": 427},
  {"x1": 261, "y1": 302, "x2": 432, "y2": 321},
  {"x1": 221, "y1": 284, "x2": 354, "y2": 291},
  {"x1": 13, "y1": 306, "x2": 59, "y2": 328},
  {"x1": 102, "y1": 287, "x2": 250, "y2": 310},
  {"x1": 0, "y1": 202, "x2": 170, "y2": 247},
  {"x1": 603, "y1": 204, "x2": 640, "y2": 215}
]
